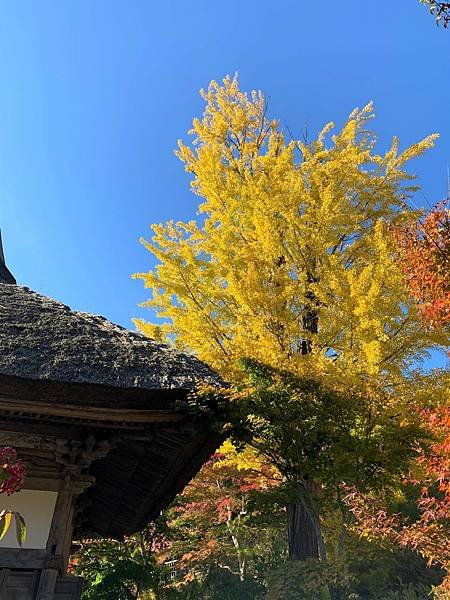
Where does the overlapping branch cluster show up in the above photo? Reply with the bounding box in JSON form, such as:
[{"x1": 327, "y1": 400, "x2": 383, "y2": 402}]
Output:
[
  {"x1": 421, "y1": 0, "x2": 450, "y2": 27},
  {"x1": 395, "y1": 202, "x2": 450, "y2": 330},
  {"x1": 345, "y1": 406, "x2": 450, "y2": 585},
  {"x1": 132, "y1": 76, "x2": 450, "y2": 595}
]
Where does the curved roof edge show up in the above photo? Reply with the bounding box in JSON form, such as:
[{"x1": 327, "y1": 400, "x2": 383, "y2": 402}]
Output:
[{"x1": 0, "y1": 283, "x2": 222, "y2": 391}]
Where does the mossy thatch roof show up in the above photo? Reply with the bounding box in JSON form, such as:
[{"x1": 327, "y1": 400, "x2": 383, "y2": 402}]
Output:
[
  {"x1": 0, "y1": 283, "x2": 220, "y2": 391},
  {"x1": 0, "y1": 282, "x2": 224, "y2": 538}
]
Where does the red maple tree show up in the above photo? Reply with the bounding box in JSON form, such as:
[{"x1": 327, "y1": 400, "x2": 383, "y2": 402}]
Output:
[
  {"x1": 165, "y1": 443, "x2": 280, "y2": 584},
  {"x1": 346, "y1": 406, "x2": 450, "y2": 585},
  {"x1": 345, "y1": 208, "x2": 450, "y2": 589},
  {"x1": 395, "y1": 201, "x2": 450, "y2": 330}
]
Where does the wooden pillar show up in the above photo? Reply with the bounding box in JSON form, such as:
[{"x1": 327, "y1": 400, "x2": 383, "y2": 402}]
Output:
[
  {"x1": 36, "y1": 468, "x2": 93, "y2": 600},
  {"x1": 35, "y1": 471, "x2": 73, "y2": 600},
  {"x1": 45, "y1": 468, "x2": 84, "y2": 559},
  {"x1": 36, "y1": 568, "x2": 58, "y2": 600}
]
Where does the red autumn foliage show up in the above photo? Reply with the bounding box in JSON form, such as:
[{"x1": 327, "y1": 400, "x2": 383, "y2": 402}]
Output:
[
  {"x1": 345, "y1": 406, "x2": 450, "y2": 587},
  {"x1": 350, "y1": 207, "x2": 450, "y2": 589},
  {"x1": 0, "y1": 446, "x2": 27, "y2": 495},
  {"x1": 395, "y1": 201, "x2": 450, "y2": 330},
  {"x1": 165, "y1": 446, "x2": 280, "y2": 581}
]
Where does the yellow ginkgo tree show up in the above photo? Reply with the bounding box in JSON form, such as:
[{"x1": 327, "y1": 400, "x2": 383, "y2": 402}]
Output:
[
  {"x1": 134, "y1": 75, "x2": 443, "y2": 385},
  {"x1": 134, "y1": 75, "x2": 447, "y2": 561}
]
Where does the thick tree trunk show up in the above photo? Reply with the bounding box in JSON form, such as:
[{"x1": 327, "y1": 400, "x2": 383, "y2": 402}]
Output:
[
  {"x1": 287, "y1": 262, "x2": 323, "y2": 561},
  {"x1": 287, "y1": 500, "x2": 319, "y2": 560},
  {"x1": 287, "y1": 478, "x2": 328, "y2": 561},
  {"x1": 288, "y1": 270, "x2": 322, "y2": 561}
]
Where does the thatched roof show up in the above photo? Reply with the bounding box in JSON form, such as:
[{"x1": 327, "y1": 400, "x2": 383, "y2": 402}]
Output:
[
  {"x1": 0, "y1": 282, "x2": 224, "y2": 538},
  {"x1": 0, "y1": 283, "x2": 220, "y2": 390}
]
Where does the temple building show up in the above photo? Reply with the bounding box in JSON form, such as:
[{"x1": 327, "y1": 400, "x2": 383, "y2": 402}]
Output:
[{"x1": 0, "y1": 237, "x2": 221, "y2": 599}]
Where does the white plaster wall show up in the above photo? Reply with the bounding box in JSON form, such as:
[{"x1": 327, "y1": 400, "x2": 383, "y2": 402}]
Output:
[{"x1": 0, "y1": 489, "x2": 57, "y2": 549}]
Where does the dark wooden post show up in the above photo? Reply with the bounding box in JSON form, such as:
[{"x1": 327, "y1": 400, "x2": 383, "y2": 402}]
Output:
[
  {"x1": 33, "y1": 436, "x2": 108, "y2": 600},
  {"x1": 36, "y1": 468, "x2": 92, "y2": 600}
]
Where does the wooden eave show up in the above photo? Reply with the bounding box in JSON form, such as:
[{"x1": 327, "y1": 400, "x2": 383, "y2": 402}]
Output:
[
  {"x1": 0, "y1": 373, "x2": 222, "y2": 539},
  {"x1": 0, "y1": 373, "x2": 186, "y2": 411}
]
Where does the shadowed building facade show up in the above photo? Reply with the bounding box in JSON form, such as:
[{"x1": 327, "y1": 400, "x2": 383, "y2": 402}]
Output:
[{"x1": 0, "y1": 240, "x2": 222, "y2": 599}]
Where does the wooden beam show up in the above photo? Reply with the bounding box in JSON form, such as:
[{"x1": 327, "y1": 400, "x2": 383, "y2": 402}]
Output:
[
  {"x1": 36, "y1": 568, "x2": 58, "y2": 600},
  {"x1": 25, "y1": 478, "x2": 61, "y2": 492},
  {"x1": 0, "y1": 373, "x2": 185, "y2": 410},
  {"x1": 0, "y1": 396, "x2": 183, "y2": 423},
  {"x1": 0, "y1": 549, "x2": 62, "y2": 570}
]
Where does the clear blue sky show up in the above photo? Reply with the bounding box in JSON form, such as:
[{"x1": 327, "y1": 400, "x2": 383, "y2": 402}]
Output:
[{"x1": 0, "y1": 1, "x2": 448, "y2": 366}]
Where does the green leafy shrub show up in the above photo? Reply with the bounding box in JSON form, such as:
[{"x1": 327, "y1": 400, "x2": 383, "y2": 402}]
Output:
[{"x1": 266, "y1": 559, "x2": 354, "y2": 600}]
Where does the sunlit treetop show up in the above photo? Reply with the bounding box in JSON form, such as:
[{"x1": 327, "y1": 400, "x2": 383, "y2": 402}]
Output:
[
  {"x1": 134, "y1": 75, "x2": 447, "y2": 388},
  {"x1": 395, "y1": 201, "x2": 450, "y2": 331}
]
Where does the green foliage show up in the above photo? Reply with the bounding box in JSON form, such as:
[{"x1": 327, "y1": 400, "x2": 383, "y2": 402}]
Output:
[
  {"x1": 152, "y1": 569, "x2": 265, "y2": 600},
  {"x1": 73, "y1": 510, "x2": 445, "y2": 599},
  {"x1": 73, "y1": 525, "x2": 168, "y2": 600},
  {"x1": 186, "y1": 567, "x2": 265, "y2": 600},
  {"x1": 373, "y1": 584, "x2": 433, "y2": 600},
  {"x1": 265, "y1": 544, "x2": 443, "y2": 600},
  {"x1": 344, "y1": 537, "x2": 443, "y2": 599},
  {"x1": 81, "y1": 559, "x2": 157, "y2": 600},
  {"x1": 230, "y1": 360, "x2": 424, "y2": 508},
  {"x1": 266, "y1": 559, "x2": 353, "y2": 599},
  {"x1": 73, "y1": 362, "x2": 445, "y2": 598}
]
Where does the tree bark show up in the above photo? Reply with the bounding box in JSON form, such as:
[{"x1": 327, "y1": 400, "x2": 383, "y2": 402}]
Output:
[
  {"x1": 287, "y1": 267, "x2": 322, "y2": 561},
  {"x1": 287, "y1": 500, "x2": 319, "y2": 560}
]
